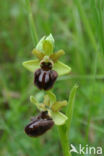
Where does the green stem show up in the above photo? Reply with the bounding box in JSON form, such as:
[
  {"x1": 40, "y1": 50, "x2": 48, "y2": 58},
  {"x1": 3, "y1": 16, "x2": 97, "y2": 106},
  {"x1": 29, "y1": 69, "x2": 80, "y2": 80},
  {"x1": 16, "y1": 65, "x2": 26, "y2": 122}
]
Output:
[
  {"x1": 58, "y1": 126, "x2": 72, "y2": 156},
  {"x1": 58, "y1": 85, "x2": 78, "y2": 156}
]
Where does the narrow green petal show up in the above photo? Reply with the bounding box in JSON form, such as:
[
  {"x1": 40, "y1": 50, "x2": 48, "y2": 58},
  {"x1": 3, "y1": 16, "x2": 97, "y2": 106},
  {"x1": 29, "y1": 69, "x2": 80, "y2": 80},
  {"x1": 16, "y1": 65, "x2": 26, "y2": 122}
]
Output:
[
  {"x1": 50, "y1": 49, "x2": 65, "y2": 62},
  {"x1": 32, "y1": 49, "x2": 45, "y2": 60},
  {"x1": 53, "y1": 61, "x2": 71, "y2": 76},
  {"x1": 22, "y1": 59, "x2": 40, "y2": 72},
  {"x1": 49, "y1": 111, "x2": 68, "y2": 125},
  {"x1": 51, "y1": 100, "x2": 67, "y2": 112}
]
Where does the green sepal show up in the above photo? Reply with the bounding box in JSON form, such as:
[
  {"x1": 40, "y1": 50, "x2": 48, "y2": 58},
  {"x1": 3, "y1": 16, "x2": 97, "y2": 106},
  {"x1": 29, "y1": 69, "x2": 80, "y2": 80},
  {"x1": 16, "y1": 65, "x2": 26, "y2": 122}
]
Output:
[
  {"x1": 46, "y1": 34, "x2": 54, "y2": 45},
  {"x1": 43, "y1": 40, "x2": 53, "y2": 56},
  {"x1": 30, "y1": 96, "x2": 40, "y2": 109},
  {"x1": 35, "y1": 34, "x2": 54, "y2": 55},
  {"x1": 53, "y1": 61, "x2": 71, "y2": 76},
  {"x1": 43, "y1": 95, "x2": 50, "y2": 106},
  {"x1": 36, "y1": 36, "x2": 46, "y2": 53},
  {"x1": 46, "y1": 91, "x2": 56, "y2": 107},
  {"x1": 30, "y1": 96, "x2": 46, "y2": 111},
  {"x1": 42, "y1": 34, "x2": 54, "y2": 56},
  {"x1": 49, "y1": 110, "x2": 68, "y2": 125},
  {"x1": 22, "y1": 59, "x2": 40, "y2": 72}
]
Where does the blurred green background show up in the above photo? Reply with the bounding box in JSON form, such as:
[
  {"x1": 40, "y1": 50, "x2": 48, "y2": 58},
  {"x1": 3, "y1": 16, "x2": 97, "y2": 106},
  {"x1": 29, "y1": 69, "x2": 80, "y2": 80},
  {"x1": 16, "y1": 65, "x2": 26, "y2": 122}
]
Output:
[{"x1": 0, "y1": 0, "x2": 104, "y2": 156}]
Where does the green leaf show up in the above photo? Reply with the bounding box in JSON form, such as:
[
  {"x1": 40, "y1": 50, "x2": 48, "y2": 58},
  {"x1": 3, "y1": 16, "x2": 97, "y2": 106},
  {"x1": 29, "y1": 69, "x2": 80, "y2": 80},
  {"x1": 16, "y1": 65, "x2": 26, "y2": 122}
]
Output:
[
  {"x1": 49, "y1": 111, "x2": 68, "y2": 125},
  {"x1": 36, "y1": 36, "x2": 46, "y2": 52},
  {"x1": 66, "y1": 84, "x2": 78, "y2": 136},
  {"x1": 22, "y1": 59, "x2": 40, "y2": 72},
  {"x1": 53, "y1": 61, "x2": 71, "y2": 76}
]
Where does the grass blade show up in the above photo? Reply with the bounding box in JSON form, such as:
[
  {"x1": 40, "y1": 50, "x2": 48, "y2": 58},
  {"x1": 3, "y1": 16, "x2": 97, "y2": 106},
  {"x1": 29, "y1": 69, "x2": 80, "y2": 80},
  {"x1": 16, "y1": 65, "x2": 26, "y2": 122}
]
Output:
[
  {"x1": 74, "y1": 0, "x2": 97, "y2": 52},
  {"x1": 25, "y1": 0, "x2": 38, "y2": 45}
]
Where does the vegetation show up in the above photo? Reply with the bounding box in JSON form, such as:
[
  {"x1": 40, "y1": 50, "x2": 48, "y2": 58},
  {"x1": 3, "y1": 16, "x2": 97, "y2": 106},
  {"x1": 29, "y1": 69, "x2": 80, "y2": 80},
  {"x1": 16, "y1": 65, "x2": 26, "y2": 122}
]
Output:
[{"x1": 0, "y1": 0, "x2": 104, "y2": 156}]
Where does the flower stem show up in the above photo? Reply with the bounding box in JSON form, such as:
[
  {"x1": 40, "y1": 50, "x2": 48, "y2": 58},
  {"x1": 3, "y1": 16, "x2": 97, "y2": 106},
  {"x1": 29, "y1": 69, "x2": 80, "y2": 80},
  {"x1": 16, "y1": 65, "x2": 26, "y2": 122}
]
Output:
[
  {"x1": 58, "y1": 85, "x2": 78, "y2": 156},
  {"x1": 58, "y1": 126, "x2": 72, "y2": 156}
]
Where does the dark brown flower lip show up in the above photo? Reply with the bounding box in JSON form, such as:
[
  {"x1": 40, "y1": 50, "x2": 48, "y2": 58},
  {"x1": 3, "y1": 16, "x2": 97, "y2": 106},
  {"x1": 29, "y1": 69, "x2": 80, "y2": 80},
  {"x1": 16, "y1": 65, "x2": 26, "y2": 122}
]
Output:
[
  {"x1": 34, "y1": 68, "x2": 58, "y2": 90},
  {"x1": 24, "y1": 111, "x2": 54, "y2": 137}
]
